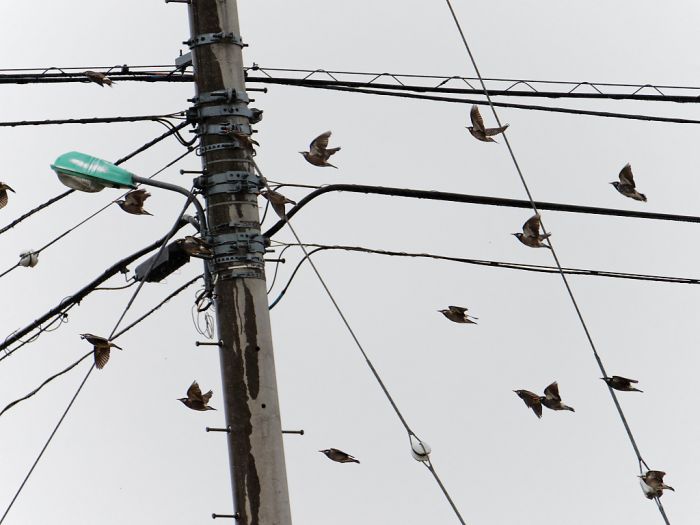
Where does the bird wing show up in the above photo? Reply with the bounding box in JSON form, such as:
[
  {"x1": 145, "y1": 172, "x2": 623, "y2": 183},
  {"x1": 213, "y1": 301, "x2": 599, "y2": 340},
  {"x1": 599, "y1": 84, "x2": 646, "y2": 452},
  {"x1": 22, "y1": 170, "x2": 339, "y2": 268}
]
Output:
[
  {"x1": 0, "y1": 191, "x2": 8, "y2": 209},
  {"x1": 618, "y1": 164, "x2": 636, "y2": 188},
  {"x1": 187, "y1": 381, "x2": 204, "y2": 401},
  {"x1": 532, "y1": 400, "x2": 543, "y2": 418},
  {"x1": 448, "y1": 306, "x2": 468, "y2": 315},
  {"x1": 125, "y1": 189, "x2": 150, "y2": 206},
  {"x1": 484, "y1": 124, "x2": 508, "y2": 136},
  {"x1": 94, "y1": 348, "x2": 111, "y2": 369},
  {"x1": 522, "y1": 215, "x2": 542, "y2": 237},
  {"x1": 543, "y1": 382, "x2": 561, "y2": 401},
  {"x1": 81, "y1": 333, "x2": 109, "y2": 346},
  {"x1": 309, "y1": 131, "x2": 332, "y2": 155},
  {"x1": 646, "y1": 471, "x2": 666, "y2": 483},
  {"x1": 202, "y1": 390, "x2": 213, "y2": 403},
  {"x1": 470, "y1": 105, "x2": 485, "y2": 132}
]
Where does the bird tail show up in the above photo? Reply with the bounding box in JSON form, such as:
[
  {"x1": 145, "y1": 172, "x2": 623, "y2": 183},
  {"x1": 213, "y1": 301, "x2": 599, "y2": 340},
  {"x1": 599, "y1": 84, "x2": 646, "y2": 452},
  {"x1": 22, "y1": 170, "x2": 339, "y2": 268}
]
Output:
[
  {"x1": 663, "y1": 484, "x2": 674, "y2": 491},
  {"x1": 639, "y1": 193, "x2": 647, "y2": 202},
  {"x1": 327, "y1": 162, "x2": 338, "y2": 169},
  {"x1": 351, "y1": 458, "x2": 360, "y2": 464},
  {"x1": 562, "y1": 404, "x2": 575, "y2": 412}
]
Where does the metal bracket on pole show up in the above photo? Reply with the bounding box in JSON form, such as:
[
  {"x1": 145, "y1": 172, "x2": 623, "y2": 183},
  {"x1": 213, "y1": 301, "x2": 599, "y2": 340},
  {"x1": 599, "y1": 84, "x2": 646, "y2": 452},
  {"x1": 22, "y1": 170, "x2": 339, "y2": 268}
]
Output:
[
  {"x1": 206, "y1": 426, "x2": 232, "y2": 433},
  {"x1": 192, "y1": 122, "x2": 254, "y2": 138},
  {"x1": 185, "y1": 32, "x2": 247, "y2": 48},
  {"x1": 195, "y1": 170, "x2": 263, "y2": 195},
  {"x1": 190, "y1": 89, "x2": 250, "y2": 105},
  {"x1": 212, "y1": 513, "x2": 240, "y2": 520},
  {"x1": 196, "y1": 141, "x2": 244, "y2": 156},
  {"x1": 212, "y1": 232, "x2": 267, "y2": 255},
  {"x1": 194, "y1": 104, "x2": 263, "y2": 123}
]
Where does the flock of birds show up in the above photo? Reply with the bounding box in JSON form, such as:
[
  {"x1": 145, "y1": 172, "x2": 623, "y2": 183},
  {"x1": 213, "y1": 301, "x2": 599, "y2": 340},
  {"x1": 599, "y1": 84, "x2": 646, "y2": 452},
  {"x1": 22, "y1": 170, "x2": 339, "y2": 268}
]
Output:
[{"x1": 0, "y1": 88, "x2": 671, "y2": 497}]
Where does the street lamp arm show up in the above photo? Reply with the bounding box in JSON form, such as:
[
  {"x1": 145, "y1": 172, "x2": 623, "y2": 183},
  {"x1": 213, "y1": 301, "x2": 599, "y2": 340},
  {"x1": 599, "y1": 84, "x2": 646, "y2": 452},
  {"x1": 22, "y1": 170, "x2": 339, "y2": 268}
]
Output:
[{"x1": 132, "y1": 176, "x2": 207, "y2": 234}]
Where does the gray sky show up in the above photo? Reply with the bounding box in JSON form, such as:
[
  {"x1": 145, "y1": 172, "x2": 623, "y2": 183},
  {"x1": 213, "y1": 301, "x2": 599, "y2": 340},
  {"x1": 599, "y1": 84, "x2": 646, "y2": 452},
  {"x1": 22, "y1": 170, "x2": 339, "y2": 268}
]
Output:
[{"x1": 0, "y1": 1, "x2": 698, "y2": 523}]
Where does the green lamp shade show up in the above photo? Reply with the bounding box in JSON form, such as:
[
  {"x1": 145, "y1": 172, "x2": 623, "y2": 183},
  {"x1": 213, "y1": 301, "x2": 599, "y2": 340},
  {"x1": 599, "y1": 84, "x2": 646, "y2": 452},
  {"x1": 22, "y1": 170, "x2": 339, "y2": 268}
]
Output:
[{"x1": 51, "y1": 151, "x2": 136, "y2": 193}]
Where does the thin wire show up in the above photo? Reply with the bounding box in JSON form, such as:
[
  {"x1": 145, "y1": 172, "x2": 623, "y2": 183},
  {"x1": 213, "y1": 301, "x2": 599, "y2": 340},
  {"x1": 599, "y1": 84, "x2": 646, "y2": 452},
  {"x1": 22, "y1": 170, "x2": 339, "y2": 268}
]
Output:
[
  {"x1": 444, "y1": 2, "x2": 667, "y2": 522},
  {"x1": 266, "y1": 244, "x2": 294, "y2": 294},
  {"x1": 424, "y1": 461, "x2": 466, "y2": 525},
  {"x1": 0, "y1": 113, "x2": 186, "y2": 128},
  {"x1": 254, "y1": 161, "x2": 468, "y2": 524}
]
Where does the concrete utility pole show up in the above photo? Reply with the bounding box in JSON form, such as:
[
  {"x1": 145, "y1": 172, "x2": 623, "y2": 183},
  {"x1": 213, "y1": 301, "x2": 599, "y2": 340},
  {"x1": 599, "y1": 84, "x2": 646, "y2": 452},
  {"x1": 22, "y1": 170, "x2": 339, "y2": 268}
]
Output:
[{"x1": 183, "y1": 1, "x2": 292, "y2": 523}]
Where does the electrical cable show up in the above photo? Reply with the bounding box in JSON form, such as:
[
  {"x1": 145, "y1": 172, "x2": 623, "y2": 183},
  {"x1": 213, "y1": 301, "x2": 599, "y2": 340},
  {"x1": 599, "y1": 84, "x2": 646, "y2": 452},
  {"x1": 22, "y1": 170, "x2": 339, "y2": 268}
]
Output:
[
  {"x1": 0, "y1": 113, "x2": 187, "y2": 128},
  {"x1": 267, "y1": 243, "x2": 700, "y2": 309},
  {"x1": 267, "y1": 81, "x2": 700, "y2": 126},
  {"x1": 263, "y1": 183, "x2": 700, "y2": 239},
  {"x1": 0, "y1": 200, "x2": 200, "y2": 524},
  {"x1": 254, "y1": 161, "x2": 467, "y2": 525},
  {"x1": 443, "y1": 2, "x2": 669, "y2": 522},
  {"x1": 0, "y1": 119, "x2": 191, "y2": 239}
]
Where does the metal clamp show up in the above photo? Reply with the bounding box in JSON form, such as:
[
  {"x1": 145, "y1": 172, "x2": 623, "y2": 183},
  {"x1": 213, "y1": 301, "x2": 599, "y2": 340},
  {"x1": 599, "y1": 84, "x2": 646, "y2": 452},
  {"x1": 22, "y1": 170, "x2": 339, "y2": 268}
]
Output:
[
  {"x1": 190, "y1": 89, "x2": 250, "y2": 105},
  {"x1": 196, "y1": 142, "x2": 243, "y2": 156},
  {"x1": 212, "y1": 232, "x2": 266, "y2": 255},
  {"x1": 196, "y1": 170, "x2": 263, "y2": 195},
  {"x1": 195, "y1": 104, "x2": 262, "y2": 123},
  {"x1": 193, "y1": 122, "x2": 253, "y2": 137},
  {"x1": 185, "y1": 32, "x2": 246, "y2": 48}
]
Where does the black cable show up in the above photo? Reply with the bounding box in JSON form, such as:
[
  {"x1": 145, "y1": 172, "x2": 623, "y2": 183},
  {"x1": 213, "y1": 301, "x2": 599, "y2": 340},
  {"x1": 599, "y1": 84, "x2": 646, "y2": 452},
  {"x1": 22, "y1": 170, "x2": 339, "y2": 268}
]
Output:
[
  {"x1": 266, "y1": 244, "x2": 294, "y2": 294},
  {"x1": 247, "y1": 75, "x2": 700, "y2": 104},
  {"x1": 264, "y1": 183, "x2": 700, "y2": 239},
  {"x1": 266, "y1": 81, "x2": 700, "y2": 126},
  {"x1": 0, "y1": 113, "x2": 186, "y2": 128},
  {"x1": 0, "y1": 120, "x2": 191, "y2": 239},
  {"x1": 267, "y1": 244, "x2": 700, "y2": 309}
]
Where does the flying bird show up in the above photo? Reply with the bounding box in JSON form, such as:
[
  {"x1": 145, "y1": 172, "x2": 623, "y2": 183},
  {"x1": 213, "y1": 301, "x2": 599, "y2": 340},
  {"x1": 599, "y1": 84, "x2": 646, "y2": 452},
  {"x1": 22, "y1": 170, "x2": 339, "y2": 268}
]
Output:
[
  {"x1": 639, "y1": 470, "x2": 674, "y2": 499},
  {"x1": 540, "y1": 381, "x2": 575, "y2": 412},
  {"x1": 80, "y1": 333, "x2": 122, "y2": 370},
  {"x1": 611, "y1": 164, "x2": 646, "y2": 202},
  {"x1": 0, "y1": 182, "x2": 15, "y2": 209},
  {"x1": 513, "y1": 214, "x2": 551, "y2": 248},
  {"x1": 300, "y1": 131, "x2": 341, "y2": 168},
  {"x1": 514, "y1": 389, "x2": 543, "y2": 419},
  {"x1": 84, "y1": 70, "x2": 113, "y2": 87},
  {"x1": 261, "y1": 189, "x2": 296, "y2": 219},
  {"x1": 467, "y1": 105, "x2": 509, "y2": 142},
  {"x1": 319, "y1": 448, "x2": 360, "y2": 464},
  {"x1": 602, "y1": 376, "x2": 643, "y2": 393},
  {"x1": 178, "y1": 381, "x2": 216, "y2": 411},
  {"x1": 438, "y1": 305, "x2": 478, "y2": 324},
  {"x1": 117, "y1": 189, "x2": 152, "y2": 216},
  {"x1": 176, "y1": 236, "x2": 213, "y2": 259}
]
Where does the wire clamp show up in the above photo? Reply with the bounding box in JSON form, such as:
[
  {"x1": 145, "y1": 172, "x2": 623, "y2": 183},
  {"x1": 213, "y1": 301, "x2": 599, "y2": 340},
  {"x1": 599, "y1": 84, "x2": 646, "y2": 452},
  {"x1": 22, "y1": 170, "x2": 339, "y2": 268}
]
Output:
[
  {"x1": 192, "y1": 122, "x2": 254, "y2": 138},
  {"x1": 195, "y1": 142, "x2": 243, "y2": 156},
  {"x1": 190, "y1": 89, "x2": 250, "y2": 105},
  {"x1": 212, "y1": 232, "x2": 267, "y2": 255},
  {"x1": 195, "y1": 170, "x2": 263, "y2": 195},
  {"x1": 195, "y1": 104, "x2": 263, "y2": 123},
  {"x1": 185, "y1": 32, "x2": 246, "y2": 48}
]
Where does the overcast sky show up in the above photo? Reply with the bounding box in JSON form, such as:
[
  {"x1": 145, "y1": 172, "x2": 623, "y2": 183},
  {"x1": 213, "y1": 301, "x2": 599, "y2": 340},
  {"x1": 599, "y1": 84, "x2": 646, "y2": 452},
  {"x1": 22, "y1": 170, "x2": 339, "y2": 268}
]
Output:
[{"x1": 1, "y1": 1, "x2": 699, "y2": 524}]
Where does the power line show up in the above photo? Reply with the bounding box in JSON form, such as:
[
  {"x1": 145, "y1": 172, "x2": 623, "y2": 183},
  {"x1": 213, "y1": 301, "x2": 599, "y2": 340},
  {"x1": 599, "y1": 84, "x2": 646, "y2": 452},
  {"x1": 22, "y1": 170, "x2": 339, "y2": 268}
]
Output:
[
  {"x1": 267, "y1": 243, "x2": 700, "y2": 309},
  {"x1": 263, "y1": 183, "x2": 700, "y2": 239},
  {"x1": 0, "y1": 112, "x2": 186, "y2": 128},
  {"x1": 255, "y1": 164, "x2": 468, "y2": 525},
  {"x1": 0, "y1": 199, "x2": 200, "y2": 524},
  {"x1": 0, "y1": 67, "x2": 193, "y2": 85},
  {"x1": 443, "y1": 2, "x2": 670, "y2": 523},
  {"x1": 260, "y1": 82, "x2": 700, "y2": 126},
  {"x1": 0, "y1": 120, "x2": 191, "y2": 239},
  {"x1": 246, "y1": 75, "x2": 700, "y2": 104}
]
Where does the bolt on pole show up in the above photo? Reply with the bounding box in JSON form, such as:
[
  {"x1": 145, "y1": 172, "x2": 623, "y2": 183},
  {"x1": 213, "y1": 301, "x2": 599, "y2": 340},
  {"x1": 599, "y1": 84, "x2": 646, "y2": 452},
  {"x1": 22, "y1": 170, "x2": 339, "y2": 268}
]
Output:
[{"x1": 184, "y1": 1, "x2": 292, "y2": 523}]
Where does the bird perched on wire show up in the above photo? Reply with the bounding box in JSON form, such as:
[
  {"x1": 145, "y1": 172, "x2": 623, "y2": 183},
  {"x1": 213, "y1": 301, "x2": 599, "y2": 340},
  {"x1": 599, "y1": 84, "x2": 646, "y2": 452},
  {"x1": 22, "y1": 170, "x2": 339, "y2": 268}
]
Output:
[
  {"x1": 467, "y1": 105, "x2": 509, "y2": 142},
  {"x1": 540, "y1": 382, "x2": 575, "y2": 412},
  {"x1": 602, "y1": 375, "x2": 643, "y2": 392},
  {"x1": 261, "y1": 189, "x2": 296, "y2": 219},
  {"x1": 300, "y1": 131, "x2": 341, "y2": 168},
  {"x1": 117, "y1": 189, "x2": 152, "y2": 216},
  {"x1": 639, "y1": 470, "x2": 674, "y2": 499},
  {"x1": 84, "y1": 70, "x2": 113, "y2": 87},
  {"x1": 80, "y1": 333, "x2": 122, "y2": 370},
  {"x1": 438, "y1": 305, "x2": 478, "y2": 324},
  {"x1": 514, "y1": 389, "x2": 543, "y2": 419},
  {"x1": 0, "y1": 182, "x2": 15, "y2": 209},
  {"x1": 178, "y1": 381, "x2": 216, "y2": 411},
  {"x1": 176, "y1": 236, "x2": 213, "y2": 259},
  {"x1": 319, "y1": 448, "x2": 360, "y2": 464},
  {"x1": 513, "y1": 214, "x2": 551, "y2": 248},
  {"x1": 611, "y1": 163, "x2": 646, "y2": 202}
]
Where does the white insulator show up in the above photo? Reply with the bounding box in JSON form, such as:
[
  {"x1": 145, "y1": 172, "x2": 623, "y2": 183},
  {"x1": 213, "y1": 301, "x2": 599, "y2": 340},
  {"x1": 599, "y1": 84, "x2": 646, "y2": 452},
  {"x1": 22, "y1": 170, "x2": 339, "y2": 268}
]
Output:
[
  {"x1": 410, "y1": 435, "x2": 431, "y2": 462},
  {"x1": 19, "y1": 251, "x2": 39, "y2": 268}
]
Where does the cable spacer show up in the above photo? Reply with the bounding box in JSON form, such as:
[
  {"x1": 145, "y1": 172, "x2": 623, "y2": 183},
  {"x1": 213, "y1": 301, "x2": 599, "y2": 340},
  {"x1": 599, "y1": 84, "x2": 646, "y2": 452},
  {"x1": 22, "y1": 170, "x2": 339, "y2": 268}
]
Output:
[
  {"x1": 184, "y1": 32, "x2": 246, "y2": 48},
  {"x1": 190, "y1": 89, "x2": 250, "y2": 105}
]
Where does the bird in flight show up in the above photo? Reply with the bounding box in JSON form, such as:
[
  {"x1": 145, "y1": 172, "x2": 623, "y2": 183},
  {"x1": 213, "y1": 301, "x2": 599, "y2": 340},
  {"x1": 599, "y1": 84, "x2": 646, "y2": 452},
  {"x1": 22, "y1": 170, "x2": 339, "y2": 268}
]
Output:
[
  {"x1": 80, "y1": 333, "x2": 122, "y2": 370},
  {"x1": 513, "y1": 214, "x2": 551, "y2": 248},
  {"x1": 639, "y1": 470, "x2": 674, "y2": 499},
  {"x1": 300, "y1": 131, "x2": 341, "y2": 168},
  {"x1": 0, "y1": 183, "x2": 15, "y2": 209},
  {"x1": 467, "y1": 105, "x2": 509, "y2": 142},
  {"x1": 602, "y1": 375, "x2": 643, "y2": 392},
  {"x1": 117, "y1": 189, "x2": 152, "y2": 216},
  {"x1": 319, "y1": 448, "x2": 360, "y2": 464},
  {"x1": 514, "y1": 389, "x2": 543, "y2": 419},
  {"x1": 438, "y1": 305, "x2": 478, "y2": 324},
  {"x1": 84, "y1": 71, "x2": 113, "y2": 87},
  {"x1": 611, "y1": 163, "x2": 646, "y2": 202},
  {"x1": 540, "y1": 382, "x2": 575, "y2": 413},
  {"x1": 178, "y1": 381, "x2": 216, "y2": 411}
]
